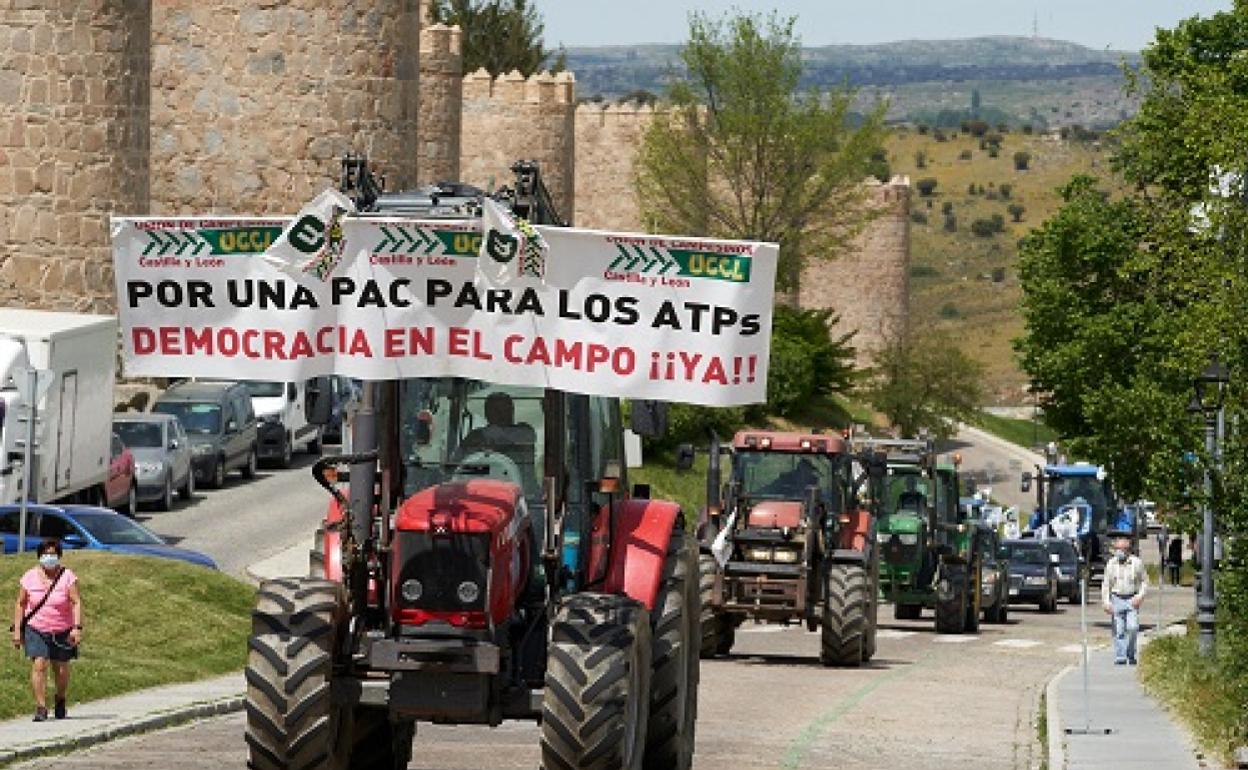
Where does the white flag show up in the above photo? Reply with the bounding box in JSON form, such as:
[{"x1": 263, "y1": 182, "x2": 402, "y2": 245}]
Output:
[
  {"x1": 710, "y1": 510, "x2": 739, "y2": 568},
  {"x1": 262, "y1": 188, "x2": 356, "y2": 280},
  {"x1": 478, "y1": 197, "x2": 548, "y2": 283}
]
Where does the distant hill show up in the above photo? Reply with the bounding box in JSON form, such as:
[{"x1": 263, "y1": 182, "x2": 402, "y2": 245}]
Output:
[{"x1": 567, "y1": 36, "x2": 1142, "y2": 129}]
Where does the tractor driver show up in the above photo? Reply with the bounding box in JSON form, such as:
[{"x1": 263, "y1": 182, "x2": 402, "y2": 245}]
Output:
[
  {"x1": 457, "y1": 392, "x2": 538, "y2": 491},
  {"x1": 896, "y1": 476, "x2": 927, "y2": 512},
  {"x1": 762, "y1": 457, "x2": 822, "y2": 498}
]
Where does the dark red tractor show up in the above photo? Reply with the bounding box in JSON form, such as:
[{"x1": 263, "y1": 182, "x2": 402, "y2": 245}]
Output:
[{"x1": 245, "y1": 161, "x2": 701, "y2": 770}]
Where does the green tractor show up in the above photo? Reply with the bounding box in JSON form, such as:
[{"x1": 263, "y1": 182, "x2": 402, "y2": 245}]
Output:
[{"x1": 856, "y1": 438, "x2": 987, "y2": 634}]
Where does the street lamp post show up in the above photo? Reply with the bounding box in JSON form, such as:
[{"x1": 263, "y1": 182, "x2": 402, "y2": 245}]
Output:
[{"x1": 1188, "y1": 355, "x2": 1229, "y2": 658}]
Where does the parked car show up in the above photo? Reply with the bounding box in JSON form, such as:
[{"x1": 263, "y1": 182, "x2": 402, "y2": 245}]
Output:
[
  {"x1": 152, "y1": 381, "x2": 258, "y2": 488},
  {"x1": 236, "y1": 380, "x2": 323, "y2": 468},
  {"x1": 106, "y1": 433, "x2": 137, "y2": 515},
  {"x1": 977, "y1": 524, "x2": 1010, "y2": 623},
  {"x1": 114, "y1": 413, "x2": 194, "y2": 511},
  {"x1": 0, "y1": 504, "x2": 216, "y2": 568},
  {"x1": 1043, "y1": 538, "x2": 1085, "y2": 603},
  {"x1": 1001, "y1": 539, "x2": 1059, "y2": 613}
]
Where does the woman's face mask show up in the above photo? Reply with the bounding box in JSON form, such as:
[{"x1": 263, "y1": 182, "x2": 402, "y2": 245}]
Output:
[{"x1": 38, "y1": 554, "x2": 59, "y2": 569}]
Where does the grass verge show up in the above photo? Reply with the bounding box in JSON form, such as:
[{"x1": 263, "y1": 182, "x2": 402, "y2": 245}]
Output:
[
  {"x1": 1, "y1": 551, "x2": 252, "y2": 721},
  {"x1": 632, "y1": 452, "x2": 710, "y2": 521},
  {"x1": 974, "y1": 410, "x2": 1058, "y2": 450},
  {"x1": 1139, "y1": 626, "x2": 1247, "y2": 766}
]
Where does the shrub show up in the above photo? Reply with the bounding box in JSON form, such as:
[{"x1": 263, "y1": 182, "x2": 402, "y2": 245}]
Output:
[
  {"x1": 910, "y1": 210, "x2": 929, "y2": 225},
  {"x1": 970, "y1": 218, "x2": 997, "y2": 237},
  {"x1": 967, "y1": 183, "x2": 978, "y2": 195},
  {"x1": 996, "y1": 122, "x2": 1009, "y2": 133},
  {"x1": 1022, "y1": 124, "x2": 1034, "y2": 134},
  {"x1": 966, "y1": 119, "x2": 989, "y2": 137},
  {"x1": 934, "y1": 129, "x2": 947, "y2": 142},
  {"x1": 999, "y1": 183, "x2": 1013, "y2": 199},
  {"x1": 959, "y1": 149, "x2": 972, "y2": 160},
  {"x1": 867, "y1": 148, "x2": 891, "y2": 183},
  {"x1": 938, "y1": 303, "x2": 960, "y2": 319},
  {"x1": 990, "y1": 212, "x2": 1005, "y2": 232},
  {"x1": 988, "y1": 146, "x2": 999, "y2": 158},
  {"x1": 910, "y1": 264, "x2": 939, "y2": 278},
  {"x1": 943, "y1": 214, "x2": 957, "y2": 232},
  {"x1": 991, "y1": 266, "x2": 1006, "y2": 283},
  {"x1": 917, "y1": 123, "x2": 930, "y2": 135},
  {"x1": 1014, "y1": 151, "x2": 1032, "y2": 170},
  {"x1": 941, "y1": 201, "x2": 954, "y2": 215},
  {"x1": 915, "y1": 177, "x2": 938, "y2": 196},
  {"x1": 914, "y1": 150, "x2": 928, "y2": 169},
  {"x1": 1008, "y1": 203, "x2": 1025, "y2": 222},
  {"x1": 985, "y1": 132, "x2": 1003, "y2": 147}
]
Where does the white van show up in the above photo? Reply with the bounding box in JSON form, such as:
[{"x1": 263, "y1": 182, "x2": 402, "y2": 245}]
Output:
[{"x1": 239, "y1": 381, "x2": 323, "y2": 467}]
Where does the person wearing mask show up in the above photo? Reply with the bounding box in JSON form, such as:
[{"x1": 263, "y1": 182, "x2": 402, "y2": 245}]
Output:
[
  {"x1": 9, "y1": 539, "x2": 82, "y2": 721},
  {"x1": 1101, "y1": 535, "x2": 1147, "y2": 665}
]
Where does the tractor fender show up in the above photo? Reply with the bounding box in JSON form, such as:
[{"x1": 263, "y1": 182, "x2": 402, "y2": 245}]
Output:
[
  {"x1": 321, "y1": 498, "x2": 345, "y2": 582},
  {"x1": 836, "y1": 509, "x2": 874, "y2": 553},
  {"x1": 828, "y1": 549, "x2": 869, "y2": 566},
  {"x1": 594, "y1": 498, "x2": 683, "y2": 610}
]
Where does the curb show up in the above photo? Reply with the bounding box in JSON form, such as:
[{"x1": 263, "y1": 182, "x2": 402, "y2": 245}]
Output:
[
  {"x1": 1046, "y1": 664, "x2": 1075, "y2": 770},
  {"x1": 0, "y1": 693, "x2": 243, "y2": 768}
]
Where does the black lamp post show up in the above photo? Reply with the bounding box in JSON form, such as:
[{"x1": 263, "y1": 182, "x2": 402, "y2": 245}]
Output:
[{"x1": 1187, "y1": 355, "x2": 1229, "y2": 658}]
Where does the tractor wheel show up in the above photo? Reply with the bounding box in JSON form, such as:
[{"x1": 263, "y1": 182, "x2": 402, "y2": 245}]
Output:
[
  {"x1": 862, "y1": 556, "x2": 880, "y2": 662},
  {"x1": 644, "y1": 530, "x2": 699, "y2": 770},
  {"x1": 348, "y1": 708, "x2": 415, "y2": 770},
  {"x1": 934, "y1": 565, "x2": 969, "y2": 634},
  {"x1": 894, "y1": 602, "x2": 922, "y2": 621},
  {"x1": 715, "y1": 623, "x2": 736, "y2": 656},
  {"x1": 964, "y1": 563, "x2": 982, "y2": 633},
  {"x1": 245, "y1": 577, "x2": 351, "y2": 770},
  {"x1": 698, "y1": 554, "x2": 725, "y2": 658},
  {"x1": 541, "y1": 593, "x2": 652, "y2": 770},
  {"x1": 820, "y1": 563, "x2": 869, "y2": 667}
]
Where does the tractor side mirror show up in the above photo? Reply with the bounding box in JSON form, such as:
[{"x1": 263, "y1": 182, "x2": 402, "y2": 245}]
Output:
[
  {"x1": 304, "y1": 376, "x2": 333, "y2": 425},
  {"x1": 1021, "y1": 471, "x2": 1032, "y2": 493},
  {"x1": 630, "y1": 400, "x2": 668, "y2": 437},
  {"x1": 414, "y1": 410, "x2": 433, "y2": 446},
  {"x1": 675, "y1": 443, "x2": 695, "y2": 471}
]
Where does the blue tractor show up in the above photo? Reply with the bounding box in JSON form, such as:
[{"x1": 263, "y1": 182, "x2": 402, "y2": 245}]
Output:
[{"x1": 1020, "y1": 462, "x2": 1138, "y2": 577}]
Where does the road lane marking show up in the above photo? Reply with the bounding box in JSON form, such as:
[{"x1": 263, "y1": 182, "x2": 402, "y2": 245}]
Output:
[
  {"x1": 994, "y1": 639, "x2": 1043, "y2": 648},
  {"x1": 740, "y1": 625, "x2": 787, "y2": 633},
  {"x1": 876, "y1": 629, "x2": 917, "y2": 639},
  {"x1": 1058, "y1": 644, "x2": 1085, "y2": 653},
  {"x1": 931, "y1": 635, "x2": 977, "y2": 643}
]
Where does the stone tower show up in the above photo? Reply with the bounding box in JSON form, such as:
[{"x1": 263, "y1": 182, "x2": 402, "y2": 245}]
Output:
[
  {"x1": 460, "y1": 68, "x2": 576, "y2": 221},
  {"x1": 799, "y1": 176, "x2": 912, "y2": 363},
  {"x1": 573, "y1": 102, "x2": 655, "y2": 232},
  {"x1": 0, "y1": 1, "x2": 151, "y2": 313},
  {"x1": 149, "y1": 1, "x2": 420, "y2": 215},
  {"x1": 417, "y1": 22, "x2": 463, "y2": 185}
]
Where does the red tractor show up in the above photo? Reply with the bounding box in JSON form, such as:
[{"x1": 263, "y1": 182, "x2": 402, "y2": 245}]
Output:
[
  {"x1": 245, "y1": 161, "x2": 701, "y2": 770},
  {"x1": 685, "y1": 430, "x2": 881, "y2": 666}
]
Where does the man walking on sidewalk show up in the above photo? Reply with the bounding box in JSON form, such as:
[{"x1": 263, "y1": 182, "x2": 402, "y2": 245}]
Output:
[{"x1": 1102, "y1": 534, "x2": 1148, "y2": 665}]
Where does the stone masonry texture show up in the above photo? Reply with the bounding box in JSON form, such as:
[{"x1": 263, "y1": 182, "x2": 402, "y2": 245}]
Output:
[{"x1": 0, "y1": 0, "x2": 150, "y2": 314}]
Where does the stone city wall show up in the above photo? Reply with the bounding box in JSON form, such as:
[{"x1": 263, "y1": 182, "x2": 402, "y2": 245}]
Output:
[
  {"x1": 0, "y1": 1, "x2": 150, "y2": 314},
  {"x1": 416, "y1": 21, "x2": 462, "y2": 185},
  {"x1": 573, "y1": 102, "x2": 655, "y2": 232}
]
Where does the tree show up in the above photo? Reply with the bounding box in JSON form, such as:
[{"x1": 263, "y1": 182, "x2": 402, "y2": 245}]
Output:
[
  {"x1": 970, "y1": 218, "x2": 997, "y2": 237},
  {"x1": 1013, "y1": 151, "x2": 1032, "y2": 170},
  {"x1": 866, "y1": 333, "x2": 984, "y2": 439},
  {"x1": 429, "y1": 0, "x2": 565, "y2": 77},
  {"x1": 635, "y1": 11, "x2": 886, "y2": 292},
  {"x1": 915, "y1": 177, "x2": 938, "y2": 196},
  {"x1": 1007, "y1": 203, "x2": 1025, "y2": 222}
]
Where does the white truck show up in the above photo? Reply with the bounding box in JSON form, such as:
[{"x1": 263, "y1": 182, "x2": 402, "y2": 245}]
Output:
[
  {"x1": 0, "y1": 310, "x2": 118, "y2": 506},
  {"x1": 237, "y1": 380, "x2": 323, "y2": 467}
]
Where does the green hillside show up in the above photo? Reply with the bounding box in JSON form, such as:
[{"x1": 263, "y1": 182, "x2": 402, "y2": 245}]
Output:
[{"x1": 886, "y1": 126, "x2": 1115, "y2": 404}]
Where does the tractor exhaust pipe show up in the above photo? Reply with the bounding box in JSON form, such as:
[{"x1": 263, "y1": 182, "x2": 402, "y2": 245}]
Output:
[
  {"x1": 707, "y1": 432, "x2": 722, "y2": 510},
  {"x1": 349, "y1": 382, "x2": 379, "y2": 548}
]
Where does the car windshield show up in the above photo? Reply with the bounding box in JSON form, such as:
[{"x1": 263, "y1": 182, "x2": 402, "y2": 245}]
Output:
[
  {"x1": 1008, "y1": 544, "x2": 1049, "y2": 564},
  {"x1": 734, "y1": 451, "x2": 839, "y2": 503},
  {"x1": 1047, "y1": 541, "x2": 1077, "y2": 560},
  {"x1": 884, "y1": 471, "x2": 930, "y2": 514},
  {"x1": 242, "y1": 381, "x2": 284, "y2": 398},
  {"x1": 115, "y1": 421, "x2": 163, "y2": 448},
  {"x1": 71, "y1": 513, "x2": 166, "y2": 546},
  {"x1": 399, "y1": 378, "x2": 545, "y2": 502},
  {"x1": 153, "y1": 402, "x2": 220, "y2": 435}
]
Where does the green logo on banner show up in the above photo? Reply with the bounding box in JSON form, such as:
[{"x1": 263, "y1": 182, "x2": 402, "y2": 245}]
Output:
[
  {"x1": 372, "y1": 225, "x2": 481, "y2": 257},
  {"x1": 142, "y1": 227, "x2": 283, "y2": 256},
  {"x1": 607, "y1": 245, "x2": 752, "y2": 283}
]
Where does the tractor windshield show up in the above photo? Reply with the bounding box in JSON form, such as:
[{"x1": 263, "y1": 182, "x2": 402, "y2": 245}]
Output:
[
  {"x1": 1049, "y1": 475, "x2": 1110, "y2": 532},
  {"x1": 734, "y1": 451, "x2": 839, "y2": 504},
  {"x1": 883, "y1": 471, "x2": 930, "y2": 515},
  {"x1": 399, "y1": 378, "x2": 545, "y2": 503}
]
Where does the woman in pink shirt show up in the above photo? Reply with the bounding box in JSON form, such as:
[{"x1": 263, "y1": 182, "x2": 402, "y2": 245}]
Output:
[{"x1": 9, "y1": 538, "x2": 83, "y2": 722}]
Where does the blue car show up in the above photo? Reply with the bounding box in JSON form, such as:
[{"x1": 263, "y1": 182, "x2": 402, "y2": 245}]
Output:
[{"x1": 0, "y1": 505, "x2": 217, "y2": 569}]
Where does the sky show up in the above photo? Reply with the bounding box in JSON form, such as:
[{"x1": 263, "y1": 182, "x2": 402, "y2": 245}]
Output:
[{"x1": 533, "y1": 0, "x2": 1233, "y2": 51}]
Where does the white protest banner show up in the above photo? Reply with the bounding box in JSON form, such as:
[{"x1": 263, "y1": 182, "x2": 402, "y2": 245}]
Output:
[{"x1": 110, "y1": 214, "x2": 778, "y2": 406}]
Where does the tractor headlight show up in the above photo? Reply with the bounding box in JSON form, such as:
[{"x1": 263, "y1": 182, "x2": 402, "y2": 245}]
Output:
[
  {"x1": 744, "y1": 547, "x2": 773, "y2": 562},
  {"x1": 898, "y1": 533, "x2": 919, "y2": 545},
  {"x1": 456, "y1": 580, "x2": 481, "y2": 604},
  {"x1": 877, "y1": 531, "x2": 890, "y2": 543},
  {"x1": 772, "y1": 549, "x2": 801, "y2": 564},
  {"x1": 401, "y1": 579, "x2": 423, "y2": 602}
]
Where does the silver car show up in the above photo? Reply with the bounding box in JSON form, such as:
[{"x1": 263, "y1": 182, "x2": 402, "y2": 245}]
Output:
[{"x1": 113, "y1": 414, "x2": 194, "y2": 511}]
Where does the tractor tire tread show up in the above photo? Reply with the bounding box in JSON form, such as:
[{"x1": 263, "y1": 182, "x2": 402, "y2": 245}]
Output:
[
  {"x1": 644, "y1": 530, "x2": 699, "y2": 770},
  {"x1": 821, "y1": 563, "x2": 868, "y2": 667}
]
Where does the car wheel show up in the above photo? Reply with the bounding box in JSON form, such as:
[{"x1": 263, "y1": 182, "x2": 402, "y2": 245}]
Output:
[
  {"x1": 211, "y1": 457, "x2": 226, "y2": 489},
  {"x1": 157, "y1": 475, "x2": 173, "y2": 512},
  {"x1": 180, "y1": 469, "x2": 195, "y2": 501},
  {"x1": 242, "y1": 446, "x2": 258, "y2": 479},
  {"x1": 121, "y1": 483, "x2": 137, "y2": 517}
]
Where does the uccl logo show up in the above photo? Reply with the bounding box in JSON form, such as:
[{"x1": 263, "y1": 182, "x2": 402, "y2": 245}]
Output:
[{"x1": 287, "y1": 206, "x2": 348, "y2": 281}]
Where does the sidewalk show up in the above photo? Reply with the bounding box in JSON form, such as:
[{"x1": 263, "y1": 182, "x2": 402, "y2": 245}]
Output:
[
  {"x1": 1051, "y1": 622, "x2": 1204, "y2": 770},
  {"x1": 0, "y1": 538, "x2": 313, "y2": 767}
]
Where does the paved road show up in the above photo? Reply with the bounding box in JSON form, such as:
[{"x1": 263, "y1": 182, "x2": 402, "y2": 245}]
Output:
[
  {"x1": 12, "y1": 586, "x2": 1194, "y2": 770},
  {"x1": 130, "y1": 452, "x2": 327, "y2": 578}
]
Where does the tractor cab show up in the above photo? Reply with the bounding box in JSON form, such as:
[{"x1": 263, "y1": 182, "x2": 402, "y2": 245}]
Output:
[{"x1": 1021, "y1": 462, "x2": 1129, "y2": 574}]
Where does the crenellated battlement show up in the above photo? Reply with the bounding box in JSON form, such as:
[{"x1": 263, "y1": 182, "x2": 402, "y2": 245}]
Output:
[
  {"x1": 462, "y1": 68, "x2": 576, "y2": 106},
  {"x1": 420, "y1": 22, "x2": 462, "y2": 59}
]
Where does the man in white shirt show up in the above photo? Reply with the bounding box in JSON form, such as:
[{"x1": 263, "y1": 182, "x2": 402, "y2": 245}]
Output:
[{"x1": 1101, "y1": 535, "x2": 1148, "y2": 665}]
